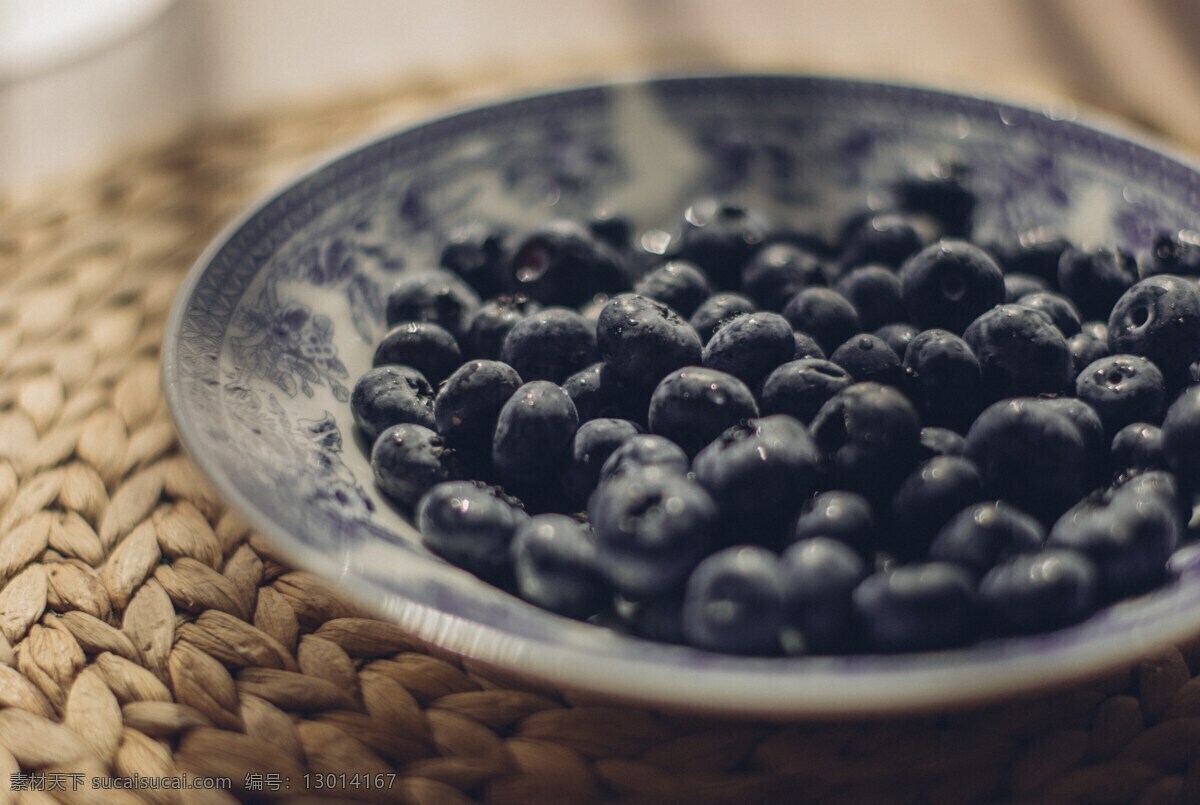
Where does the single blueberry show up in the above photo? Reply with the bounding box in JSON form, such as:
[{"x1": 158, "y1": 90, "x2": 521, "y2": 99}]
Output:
[
  {"x1": 562, "y1": 362, "x2": 647, "y2": 424},
  {"x1": 891, "y1": 159, "x2": 976, "y2": 238},
  {"x1": 1110, "y1": 423, "x2": 1167, "y2": 479},
  {"x1": 1004, "y1": 273, "x2": 1050, "y2": 302},
  {"x1": 1016, "y1": 291, "x2": 1083, "y2": 337},
  {"x1": 810, "y1": 382, "x2": 922, "y2": 503},
  {"x1": 792, "y1": 331, "x2": 826, "y2": 360},
  {"x1": 633, "y1": 261, "x2": 713, "y2": 319},
  {"x1": 964, "y1": 398, "x2": 1089, "y2": 524},
  {"x1": 499, "y1": 307, "x2": 596, "y2": 384},
  {"x1": 511, "y1": 514, "x2": 608, "y2": 618},
  {"x1": 598, "y1": 433, "x2": 690, "y2": 484},
  {"x1": 1108, "y1": 275, "x2": 1200, "y2": 390},
  {"x1": 780, "y1": 537, "x2": 869, "y2": 654},
  {"x1": 902, "y1": 329, "x2": 982, "y2": 433},
  {"x1": 1161, "y1": 386, "x2": 1200, "y2": 491},
  {"x1": 887, "y1": 456, "x2": 985, "y2": 559},
  {"x1": 760, "y1": 358, "x2": 854, "y2": 424},
  {"x1": 350, "y1": 365, "x2": 436, "y2": 440},
  {"x1": 852, "y1": 563, "x2": 978, "y2": 652},
  {"x1": 1067, "y1": 331, "x2": 1110, "y2": 373},
  {"x1": 565, "y1": 418, "x2": 643, "y2": 508},
  {"x1": 874, "y1": 322, "x2": 920, "y2": 357},
  {"x1": 899, "y1": 240, "x2": 1005, "y2": 334},
  {"x1": 688, "y1": 292, "x2": 758, "y2": 344},
  {"x1": 371, "y1": 423, "x2": 454, "y2": 509},
  {"x1": 492, "y1": 381, "x2": 579, "y2": 502},
  {"x1": 840, "y1": 212, "x2": 933, "y2": 270},
  {"x1": 741, "y1": 243, "x2": 828, "y2": 311},
  {"x1": 417, "y1": 480, "x2": 528, "y2": 581},
  {"x1": 507, "y1": 219, "x2": 630, "y2": 306},
  {"x1": 928, "y1": 501, "x2": 1045, "y2": 578},
  {"x1": 439, "y1": 222, "x2": 511, "y2": 299},
  {"x1": 790, "y1": 490, "x2": 876, "y2": 556},
  {"x1": 434, "y1": 360, "x2": 523, "y2": 450},
  {"x1": 682, "y1": 546, "x2": 786, "y2": 655},
  {"x1": 1027, "y1": 397, "x2": 1108, "y2": 490},
  {"x1": 597, "y1": 294, "x2": 704, "y2": 390},
  {"x1": 1138, "y1": 230, "x2": 1200, "y2": 279},
  {"x1": 834, "y1": 265, "x2": 906, "y2": 331},
  {"x1": 963, "y1": 304, "x2": 1072, "y2": 401},
  {"x1": 988, "y1": 227, "x2": 1070, "y2": 288},
  {"x1": 1057, "y1": 245, "x2": 1138, "y2": 321},
  {"x1": 979, "y1": 550, "x2": 1099, "y2": 635},
  {"x1": 589, "y1": 466, "x2": 718, "y2": 597},
  {"x1": 1075, "y1": 354, "x2": 1167, "y2": 437},
  {"x1": 829, "y1": 334, "x2": 905, "y2": 388},
  {"x1": 463, "y1": 295, "x2": 540, "y2": 361},
  {"x1": 781, "y1": 287, "x2": 862, "y2": 355},
  {"x1": 672, "y1": 200, "x2": 768, "y2": 290},
  {"x1": 373, "y1": 321, "x2": 462, "y2": 387},
  {"x1": 692, "y1": 415, "x2": 822, "y2": 546},
  {"x1": 919, "y1": 426, "x2": 967, "y2": 461},
  {"x1": 647, "y1": 367, "x2": 759, "y2": 457},
  {"x1": 384, "y1": 268, "x2": 481, "y2": 341},
  {"x1": 702, "y1": 311, "x2": 796, "y2": 389}
]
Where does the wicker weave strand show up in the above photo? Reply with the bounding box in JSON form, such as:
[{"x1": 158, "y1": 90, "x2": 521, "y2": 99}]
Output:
[{"x1": 2, "y1": 74, "x2": 1200, "y2": 804}]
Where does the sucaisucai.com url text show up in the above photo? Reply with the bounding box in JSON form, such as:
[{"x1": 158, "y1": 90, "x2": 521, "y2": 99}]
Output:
[{"x1": 91, "y1": 774, "x2": 231, "y2": 790}]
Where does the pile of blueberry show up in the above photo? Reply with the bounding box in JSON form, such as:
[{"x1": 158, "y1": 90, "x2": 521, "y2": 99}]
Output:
[{"x1": 351, "y1": 167, "x2": 1200, "y2": 656}]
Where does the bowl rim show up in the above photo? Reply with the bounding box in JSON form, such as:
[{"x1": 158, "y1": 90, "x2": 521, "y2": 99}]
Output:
[{"x1": 163, "y1": 72, "x2": 1200, "y2": 718}]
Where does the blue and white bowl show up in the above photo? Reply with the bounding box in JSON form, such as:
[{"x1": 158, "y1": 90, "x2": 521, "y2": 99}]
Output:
[{"x1": 163, "y1": 75, "x2": 1200, "y2": 717}]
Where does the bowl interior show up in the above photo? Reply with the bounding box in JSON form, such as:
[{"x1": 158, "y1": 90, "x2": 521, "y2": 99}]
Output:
[{"x1": 165, "y1": 75, "x2": 1200, "y2": 716}]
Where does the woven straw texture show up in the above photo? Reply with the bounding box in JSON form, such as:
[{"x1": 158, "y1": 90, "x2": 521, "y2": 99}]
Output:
[{"x1": 3, "y1": 76, "x2": 1200, "y2": 804}]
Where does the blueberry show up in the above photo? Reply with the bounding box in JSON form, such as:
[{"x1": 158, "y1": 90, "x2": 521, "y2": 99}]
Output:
[
  {"x1": 1004, "y1": 273, "x2": 1051, "y2": 302},
  {"x1": 351, "y1": 365, "x2": 436, "y2": 440},
  {"x1": 566, "y1": 418, "x2": 643, "y2": 507},
  {"x1": 989, "y1": 227, "x2": 1070, "y2": 288},
  {"x1": 810, "y1": 382, "x2": 921, "y2": 503},
  {"x1": 703, "y1": 312, "x2": 795, "y2": 388},
  {"x1": 499, "y1": 307, "x2": 596, "y2": 384},
  {"x1": 902, "y1": 329, "x2": 982, "y2": 432},
  {"x1": 1047, "y1": 490, "x2": 1181, "y2": 599},
  {"x1": 434, "y1": 360, "x2": 523, "y2": 450},
  {"x1": 633, "y1": 261, "x2": 712, "y2": 318},
  {"x1": 1161, "y1": 385, "x2": 1200, "y2": 491},
  {"x1": 507, "y1": 219, "x2": 630, "y2": 306},
  {"x1": 1138, "y1": 230, "x2": 1200, "y2": 279},
  {"x1": 672, "y1": 200, "x2": 768, "y2": 290},
  {"x1": 979, "y1": 550, "x2": 1099, "y2": 635},
  {"x1": 587, "y1": 208, "x2": 635, "y2": 252},
  {"x1": 781, "y1": 287, "x2": 862, "y2": 355},
  {"x1": 892, "y1": 159, "x2": 976, "y2": 238},
  {"x1": 562, "y1": 362, "x2": 646, "y2": 424},
  {"x1": 874, "y1": 322, "x2": 920, "y2": 357},
  {"x1": 492, "y1": 381, "x2": 579, "y2": 501},
  {"x1": 1016, "y1": 291, "x2": 1083, "y2": 337},
  {"x1": 928, "y1": 501, "x2": 1045, "y2": 578},
  {"x1": 780, "y1": 537, "x2": 868, "y2": 654},
  {"x1": 963, "y1": 304, "x2": 1072, "y2": 401},
  {"x1": 887, "y1": 456, "x2": 985, "y2": 559},
  {"x1": 598, "y1": 434, "x2": 690, "y2": 483},
  {"x1": 964, "y1": 398, "x2": 1089, "y2": 523},
  {"x1": 834, "y1": 265, "x2": 905, "y2": 331},
  {"x1": 682, "y1": 546, "x2": 786, "y2": 654},
  {"x1": 417, "y1": 480, "x2": 528, "y2": 581},
  {"x1": 790, "y1": 490, "x2": 876, "y2": 556},
  {"x1": 1057, "y1": 245, "x2": 1137, "y2": 321},
  {"x1": 373, "y1": 321, "x2": 462, "y2": 387},
  {"x1": 839, "y1": 212, "x2": 933, "y2": 270},
  {"x1": 589, "y1": 467, "x2": 718, "y2": 597},
  {"x1": 597, "y1": 294, "x2": 704, "y2": 390},
  {"x1": 1110, "y1": 423, "x2": 1167, "y2": 478},
  {"x1": 692, "y1": 415, "x2": 822, "y2": 545},
  {"x1": 688, "y1": 292, "x2": 758, "y2": 344},
  {"x1": 919, "y1": 426, "x2": 967, "y2": 460},
  {"x1": 899, "y1": 240, "x2": 1005, "y2": 333},
  {"x1": 647, "y1": 367, "x2": 759, "y2": 457},
  {"x1": 463, "y1": 295, "x2": 540, "y2": 361},
  {"x1": 1108, "y1": 275, "x2": 1200, "y2": 390},
  {"x1": 1075, "y1": 354, "x2": 1167, "y2": 436},
  {"x1": 439, "y1": 222, "x2": 510, "y2": 299},
  {"x1": 829, "y1": 334, "x2": 904, "y2": 388},
  {"x1": 741, "y1": 243, "x2": 828, "y2": 311},
  {"x1": 371, "y1": 423, "x2": 454, "y2": 508},
  {"x1": 385, "y1": 269, "x2": 481, "y2": 341},
  {"x1": 1031, "y1": 397, "x2": 1108, "y2": 489},
  {"x1": 852, "y1": 563, "x2": 978, "y2": 652},
  {"x1": 792, "y1": 331, "x2": 826, "y2": 360},
  {"x1": 1067, "y1": 331, "x2": 1110, "y2": 373},
  {"x1": 511, "y1": 514, "x2": 608, "y2": 618},
  {"x1": 760, "y1": 358, "x2": 854, "y2": 424}
]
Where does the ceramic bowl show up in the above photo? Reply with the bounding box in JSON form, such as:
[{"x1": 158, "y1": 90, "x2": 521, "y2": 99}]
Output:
[{"x1": 164, "y1": 75, "x2": 1200, "y2": 717}]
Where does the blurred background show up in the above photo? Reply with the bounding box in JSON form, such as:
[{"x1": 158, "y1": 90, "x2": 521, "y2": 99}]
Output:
[{"x1": 4, "y1": 0, "x2": 1200, "y2": 197}]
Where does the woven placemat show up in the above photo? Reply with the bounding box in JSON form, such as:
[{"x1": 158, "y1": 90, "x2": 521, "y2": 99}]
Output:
[{"x1": 2, "y1": 73, "x2": 1200, "y2": 805}]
